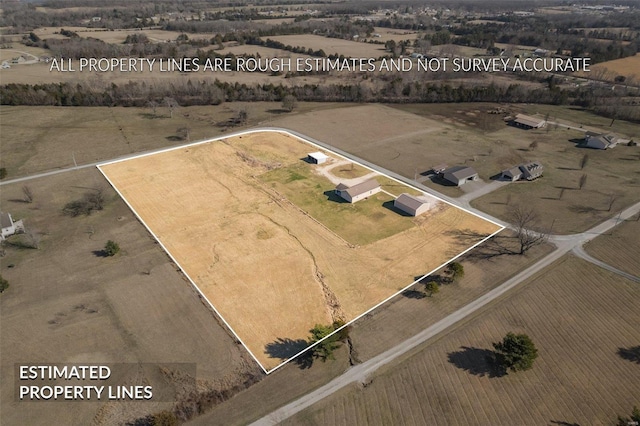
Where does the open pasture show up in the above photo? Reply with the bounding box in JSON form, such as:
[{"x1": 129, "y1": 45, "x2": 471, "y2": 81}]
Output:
[{"x1": 283, "y1": 255, "x2": 640, "y2": 425}]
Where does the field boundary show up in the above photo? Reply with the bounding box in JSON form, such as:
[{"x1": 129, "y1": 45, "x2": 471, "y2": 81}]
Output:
[{"x1": 97, "y1": 128, "x2": 505, "y2": 374}]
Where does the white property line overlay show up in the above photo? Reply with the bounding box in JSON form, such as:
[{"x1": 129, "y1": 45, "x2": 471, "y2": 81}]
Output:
[{"x1": 97, "y1": 128, "x2": 505, "y2": 375}]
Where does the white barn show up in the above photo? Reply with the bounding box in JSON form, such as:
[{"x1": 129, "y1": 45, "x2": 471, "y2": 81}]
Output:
[
  {"x1": 335, "y1": 179, "x2": 381, "y2": 203},
  {"x1": 307, "y1": 152, "x2": 329, "y2": 164},
  {"x1": 394, "y1": 193, "x2": 431, "y2": 216}
]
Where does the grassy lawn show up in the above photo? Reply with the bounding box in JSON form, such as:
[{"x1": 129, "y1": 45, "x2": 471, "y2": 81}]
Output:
[{"x1": 260, "y1": 162, "x2": 415, "y2": 246}]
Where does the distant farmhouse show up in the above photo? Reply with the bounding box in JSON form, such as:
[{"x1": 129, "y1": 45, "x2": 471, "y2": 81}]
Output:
[
  {"x1": 335, "y1": 179, "x2": 380, "y2": 203},
  {"x1": 394, "y1": 193, "x2": 430, "y2": 216},
  {"x1": 511, "y1": 114, "x2": 546, "y2": 129},
  {"x1": 501, "y1": 161, "x2": 544, "y2": 181},
  {"x1": 307, "y1": 152, "x2": 329, "y2": 164},
  {"x1": 1, "y1": 212, "x2": 24, "y2": 240},
  {"x1": 582, "y1": 132, "x2": 626, "y2": 150},
  {"x1": 441, "y1": 166, "x2": 478, "y2": 186}
]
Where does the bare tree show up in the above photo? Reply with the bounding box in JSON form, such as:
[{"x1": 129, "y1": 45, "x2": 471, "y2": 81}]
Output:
[
  {"x1": 529, "y1": 141, "x2": 539, "y2": 151},
  {"x1": 164, "y1": 97, "x2": 179, "y2": 118},
  {"x1": 148, "y1": 100, "x2": 159, "y2": 116},
  {"x1": 607, "y1": 194, "x2": 617, "y2": 212},
  {"x1": 580, "y1": 153, "x2": 589, "y2": 170},
  {"x1": 558, "y1": 188, "x2": 565, "y2": 200},
  {"x1": 176, "y1": 126, "x2": 191, "y2": 141},
  {"x1": 510, "y1": 204, "x2": 548, "y2": 255},
  {"x1": 281, "y1": 94, "x2": 297, "y2": 112},
  {"x1": 22, "y1": 185, "x2": 33, "y2": 203},
  {"x1": 579, "y1": 173, "x2": 588, "y2": 190}
]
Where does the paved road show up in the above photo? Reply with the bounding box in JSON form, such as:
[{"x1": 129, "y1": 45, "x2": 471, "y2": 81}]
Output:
[
  {"x1": 3, "y1": 125, "x2": 638, "y2": 424},
  {"x1": 250, "y1": 199, "x2": 640, "y2": 425}
]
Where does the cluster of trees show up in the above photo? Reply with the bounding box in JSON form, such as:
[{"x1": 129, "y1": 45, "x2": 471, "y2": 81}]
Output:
[
  {"x1": 62, "y1": 188, "x2": 106, "y2": 217},
  {"x1": 492, "y1": 332, "x2": 538, "y2": 373},
  {"x1": 247, "y1": 37, "x2": 328, "y2": 58},
  {"x1": 307, "y1": 320, "x2": 349, "y2": 362},
  {"x1": 2, "y1": 78, "x2": 637, "y2": 122}
]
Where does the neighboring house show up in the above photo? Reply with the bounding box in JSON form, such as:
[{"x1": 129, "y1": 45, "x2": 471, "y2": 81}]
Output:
[
  {"x1": 307, "y1": 152, "x2": 328, "y2": 164},
  {"x1": 335, "y1": 179, "x2": 381, "y2": 203},
  {"x1": 501, "y1": 162, "x2": 544, "y2": 181},
  {"x1": 441, "y1": 166, "x2": 478, "y2": 186},
  {"x1": 511, "y1": 114, "x2": 545, "y2": 129},
  {"x1": 582, "y1": 133, "x2": 621, "y2": 150},
  {"x1": 91, "y1": 16, "x2": 102, "y2": 22},
  {"x1": 394, "y1": 193, "x2": 431, "y2": 216},
  {"x1": 1, "y1": 212, "x2": 24, "y2": 240}
]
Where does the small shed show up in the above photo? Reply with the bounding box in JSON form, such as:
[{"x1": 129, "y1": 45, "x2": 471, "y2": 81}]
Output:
[
  {"x1": 335, "y1": 179, "x2": 381, "y2": 203},
  {"x1": 441, "y1": 166, "x2": 478, "y2": 186},
  {"x1": 512, "y1": 114, "x2": 545, "y2": 129},
  {"x1": 308, "y1": 152, "x2": 329, "y2": 164},
  {"x1": 394, "y1": 194, "x2": 430, "y2": 216}
]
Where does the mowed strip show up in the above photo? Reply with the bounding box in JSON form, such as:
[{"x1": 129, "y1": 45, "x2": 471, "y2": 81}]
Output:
[
  {"x1": 100, "y1": 131, "x2": 501, "y2": 371},
  {"x1": 99, "y1": 139, "x2": 333, "y2": 370}
]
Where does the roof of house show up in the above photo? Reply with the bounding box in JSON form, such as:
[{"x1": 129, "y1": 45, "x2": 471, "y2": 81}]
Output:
[
  {"x1": 585, "y1": 133, "x2": 619, "y2": 148},
  {"x1": 337, "y1": 178, "x2": 380, "y2": 198},
  {"x1": 443, "y1": 165, "x2": 478, "y2": 180},
  {"x1": 308, "y1": 151, "x2": 328, "y2": 160},
  {"x1": 502, "y1": 166, "x2": 522, "y2": 177},
  {"x1": 513, "y1": 114, "x2": 545, "y2": 128},
  {"x1": 395, "y1": 193, "x2": 427, "y2": 211},
  {"x1": 521, "y1": 161, "x2": 543, "y2": 172},
  {"x1": 0, "y1": 212, "x2": 13, "y2": 229},
  {"x1": 335, "y1": 183, "x2": 349, "y2": 191}
]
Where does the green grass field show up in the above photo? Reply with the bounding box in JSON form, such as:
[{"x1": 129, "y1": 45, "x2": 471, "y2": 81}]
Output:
[{"x1": 259, "y1": 162, "x2": 415, "y2": 246}]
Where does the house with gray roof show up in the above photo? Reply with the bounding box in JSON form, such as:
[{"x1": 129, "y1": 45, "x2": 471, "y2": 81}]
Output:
[
  {"x1": 583, "y1": 133, "x2": 622, "y2": 150},
  {"x1": 335, "y1": 179, "x2": 381, "y2": 203},
  {"x1": 441, "y1": 166, "x2": 478, "y2": 186},
  {"x1": 501, "y1": 161, "x2": 544, "y2": 181}
]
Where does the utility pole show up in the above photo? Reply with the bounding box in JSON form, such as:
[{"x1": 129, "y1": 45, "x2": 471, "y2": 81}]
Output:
[{"x1": 72, "y1": 152, "x2": 78, "y2": 168}]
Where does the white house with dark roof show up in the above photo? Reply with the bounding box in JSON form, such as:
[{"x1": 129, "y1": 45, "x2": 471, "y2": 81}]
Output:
[
  {"x1": 1, "y1": 212, "x2": 24, "y2": 240},
  {"x1": 394, "y1": 193, "x2": 431, "y2": 216},
  {"x1": 441, "y1": 166, "x2": 478, "y2": 186},
  {"x1": 335, "y1": 179, "x2": 381, "y2": 203}
]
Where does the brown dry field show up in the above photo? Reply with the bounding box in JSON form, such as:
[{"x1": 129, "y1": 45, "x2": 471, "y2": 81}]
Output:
[
  {"x1": 370, "y1": 27, "x2": 421, "y2": 42},
  {"x1": 585, "y1": 53, "x2": 640, "y2": 82},
  {"x1": 0, "y1": 60, "x2": 350, "y2": 86},
  {"x1": 272, "y1": 103, "x2": 640, "y2": 233},
  {"x1": 266, "y1": 35, "x2": 388, "y2": 58},
  {"x1": 584, "y1": 213, "x2": 640, "y2": 277},
  {"x1": 282, "y1": 255, "x2": 640, "y2": 425},
  {"x1": 189, "y1": 233, "x2": 554, "y2": 426},
  {"x1": 0, "y1": 103, "x2": 345, "y2": 178},
  {"x1": 99, "y1": 131, "x2": 500, "y2": 370},
  {"x1": 0, "y1": 168, "x2": 256, "y2": 426}
]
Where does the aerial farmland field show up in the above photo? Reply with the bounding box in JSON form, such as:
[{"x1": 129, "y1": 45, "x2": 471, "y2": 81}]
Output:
[{"x1": 98, "y1": 130, "x2": 501, "y2": 371}]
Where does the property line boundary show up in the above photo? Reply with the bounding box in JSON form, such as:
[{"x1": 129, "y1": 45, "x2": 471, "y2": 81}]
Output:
[{"x1": 97, "y1": 128, "x2": 505, "y2": 374}]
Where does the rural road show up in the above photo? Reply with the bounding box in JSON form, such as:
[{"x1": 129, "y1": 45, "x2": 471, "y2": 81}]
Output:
[
  {"x1": 3, "y1": 125, "x2": 637, "y2": 423},
  {"x1": 250, "y1": 199, "x2": 640, "y2": 425}
]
